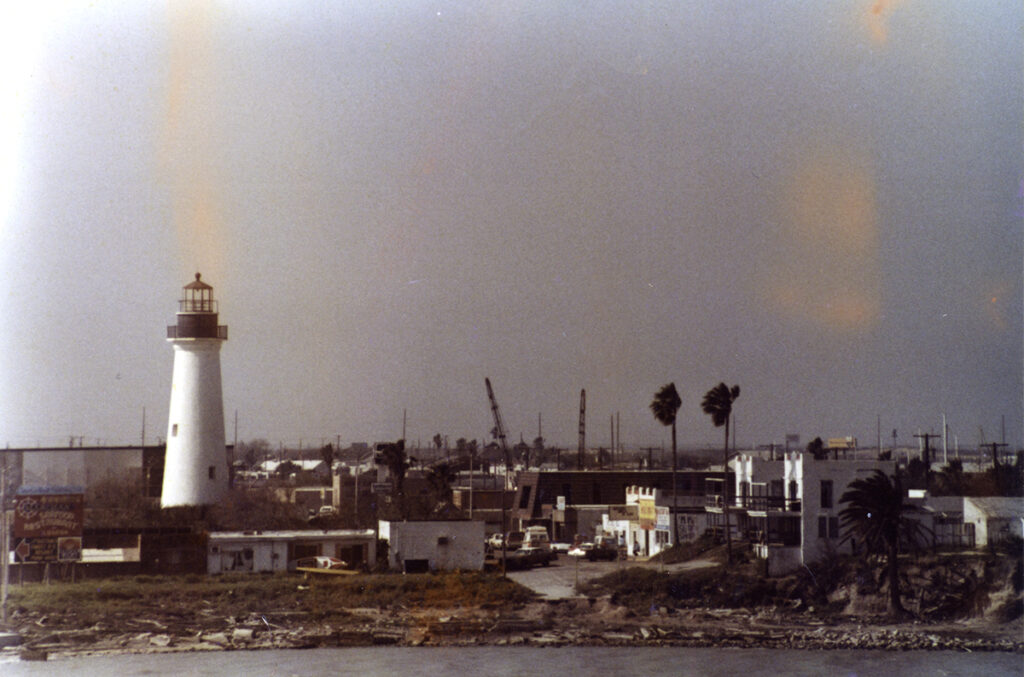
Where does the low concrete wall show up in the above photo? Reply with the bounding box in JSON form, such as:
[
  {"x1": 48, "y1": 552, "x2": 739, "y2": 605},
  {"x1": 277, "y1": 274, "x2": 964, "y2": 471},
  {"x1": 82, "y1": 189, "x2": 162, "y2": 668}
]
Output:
[{"x1": 754, "y1": 544, "x2": 802, "y2": 577}]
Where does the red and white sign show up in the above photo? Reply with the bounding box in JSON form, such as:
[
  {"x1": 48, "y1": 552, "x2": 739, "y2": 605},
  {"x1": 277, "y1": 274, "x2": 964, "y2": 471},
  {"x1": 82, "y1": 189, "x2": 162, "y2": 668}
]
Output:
[{"x1": 14, "y1": 492, "x2": 84, "y2": 539}]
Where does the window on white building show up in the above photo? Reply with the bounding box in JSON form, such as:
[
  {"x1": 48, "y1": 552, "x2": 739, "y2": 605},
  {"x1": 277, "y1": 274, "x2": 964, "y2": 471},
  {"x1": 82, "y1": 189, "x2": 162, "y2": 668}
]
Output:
[{"x1": 820, "y1": 480, "x2": 833, "y2": 509}]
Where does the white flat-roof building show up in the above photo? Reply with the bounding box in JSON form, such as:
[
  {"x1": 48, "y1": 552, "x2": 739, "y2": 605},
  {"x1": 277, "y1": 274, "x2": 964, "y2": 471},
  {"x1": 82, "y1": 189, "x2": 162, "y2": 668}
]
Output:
[
  {"x1": 378, "y1": 519, "x2": 485, "y2": 572},
  {"x1": 207, "y1": 529, "x2": 375, "y2": 574},
  {"x1": 733, "y1": 452, "x2": 896, "y2": 575}
]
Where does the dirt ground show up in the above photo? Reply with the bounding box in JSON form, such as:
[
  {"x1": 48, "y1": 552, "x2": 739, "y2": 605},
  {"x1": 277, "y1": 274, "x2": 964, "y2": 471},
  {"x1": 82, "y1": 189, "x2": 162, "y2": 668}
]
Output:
[{"x1": 2, "y1": 555, "x2": 1021, "y2": 660}]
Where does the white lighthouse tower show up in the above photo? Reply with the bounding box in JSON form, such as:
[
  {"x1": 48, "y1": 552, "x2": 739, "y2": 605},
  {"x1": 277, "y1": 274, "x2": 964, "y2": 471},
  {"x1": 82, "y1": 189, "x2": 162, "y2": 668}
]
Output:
[{"x1": 162, "y1": 273, "x2": 229, "y2": 507}]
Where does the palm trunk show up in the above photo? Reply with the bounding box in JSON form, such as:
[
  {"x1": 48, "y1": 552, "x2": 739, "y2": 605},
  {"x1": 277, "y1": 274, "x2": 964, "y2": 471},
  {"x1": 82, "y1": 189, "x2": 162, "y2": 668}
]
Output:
[
  {"x1": 887, "y1": 540, "x2": 904, "y2": 615},
  {"x1": 671, "y1": 421, "x2": 679, "y2": 547},
  {"x1": 723, "y1": 417, "x2": 732, "y2": 565},
  {"x1": 887, "y1": 474, "x2": 905, "y2": 615}
]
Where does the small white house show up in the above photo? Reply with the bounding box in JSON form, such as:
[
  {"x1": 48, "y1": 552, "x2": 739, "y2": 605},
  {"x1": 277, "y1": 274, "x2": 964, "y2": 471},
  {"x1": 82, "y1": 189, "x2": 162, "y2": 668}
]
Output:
[
  {"x1": 378, "y1": 519, "x2": 485, "y2": 572},
  {"x1": 207, "y1": 529, "x2": 376, "y2": 574},
  {"x1": 963, "y1": 497, "x2": 1024, "y2": 547}
]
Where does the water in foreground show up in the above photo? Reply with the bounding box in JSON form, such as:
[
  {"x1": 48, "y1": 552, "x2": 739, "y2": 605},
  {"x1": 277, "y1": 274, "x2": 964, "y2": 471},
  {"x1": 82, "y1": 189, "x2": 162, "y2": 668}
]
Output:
[{"x1": 2, "y1": 646, "x2": 1021, "y2": 677}]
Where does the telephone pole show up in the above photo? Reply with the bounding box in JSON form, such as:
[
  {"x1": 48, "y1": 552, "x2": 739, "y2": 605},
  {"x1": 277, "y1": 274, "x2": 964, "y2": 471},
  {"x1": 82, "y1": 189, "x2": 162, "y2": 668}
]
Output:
[
  {"x1": 913, "y1": 432, "x2": 940, "y2": 468},
  {"x1": 982, "y1": 442, "x2": 1008, "y2": 469}
]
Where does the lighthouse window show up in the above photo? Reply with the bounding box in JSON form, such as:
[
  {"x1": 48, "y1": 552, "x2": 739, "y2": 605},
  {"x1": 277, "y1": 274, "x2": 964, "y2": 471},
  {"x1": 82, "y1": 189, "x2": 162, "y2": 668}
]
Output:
[
  {"x1": 171, "y1": 424, "x2": 178, "y2": 437},
  {"x1": 208, "y1": 466, "x2": 216, "y2": 480}
]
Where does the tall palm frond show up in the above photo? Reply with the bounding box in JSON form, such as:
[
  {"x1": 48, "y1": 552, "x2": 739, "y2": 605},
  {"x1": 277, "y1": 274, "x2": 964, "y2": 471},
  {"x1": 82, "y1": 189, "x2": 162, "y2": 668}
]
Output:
[
  {"x1": 701, "y1": 382, "x2": 740, "y2": 565},
  {"x1": 650, "y1": 383, "x2": 681, "y2": 426},
  {"x1": 650, "y1": 383, "x2": 682, "y2": 545}
]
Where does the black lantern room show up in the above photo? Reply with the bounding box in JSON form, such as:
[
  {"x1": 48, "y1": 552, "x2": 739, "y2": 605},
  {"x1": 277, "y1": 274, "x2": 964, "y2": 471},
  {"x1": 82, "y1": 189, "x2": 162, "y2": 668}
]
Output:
[{"x1": 167, "y1": 273, "x2": 228, "y2": 340}]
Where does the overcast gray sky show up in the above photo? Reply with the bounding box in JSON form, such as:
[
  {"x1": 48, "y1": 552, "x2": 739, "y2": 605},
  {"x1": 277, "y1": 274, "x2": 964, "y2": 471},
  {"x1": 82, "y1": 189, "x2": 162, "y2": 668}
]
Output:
[{"x1": 1, "y1": 1, "x2": 1020, "y2": 452}]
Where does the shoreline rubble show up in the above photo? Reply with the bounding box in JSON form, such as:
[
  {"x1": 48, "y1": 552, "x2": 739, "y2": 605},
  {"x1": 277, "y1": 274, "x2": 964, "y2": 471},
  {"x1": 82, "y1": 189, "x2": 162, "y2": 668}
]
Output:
[{"x1": 4, "y1": 601, "x2": 1021, "y2": 661}]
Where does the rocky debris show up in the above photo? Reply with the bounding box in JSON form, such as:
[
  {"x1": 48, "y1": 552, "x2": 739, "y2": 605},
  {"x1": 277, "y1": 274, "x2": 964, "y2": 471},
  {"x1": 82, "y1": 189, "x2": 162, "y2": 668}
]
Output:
[
  {"x1": 149, "y1": 634, "x2": 172, "y2": 647},
  {"x1": 199, "y1": 631, "x2": 229, "y2": 646},
  {"x1": 6, "y1": 595, "x2": 1021, "y2": 658},
  {"x1": 0, "y1": 632, "x2": 22, "y2": 648}
]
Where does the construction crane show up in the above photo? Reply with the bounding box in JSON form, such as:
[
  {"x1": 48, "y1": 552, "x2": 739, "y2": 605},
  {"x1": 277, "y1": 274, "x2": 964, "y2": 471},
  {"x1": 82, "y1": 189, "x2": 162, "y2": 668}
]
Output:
[
  {"x1": 484, "y1": 377, "x2": 514, "y2": 572},
  {"x1": 577, "y1": 389, "x2": 586, "y2": 470},
  {"x1": 485, "y1": 377, "x2": 513, "y2": 478}
]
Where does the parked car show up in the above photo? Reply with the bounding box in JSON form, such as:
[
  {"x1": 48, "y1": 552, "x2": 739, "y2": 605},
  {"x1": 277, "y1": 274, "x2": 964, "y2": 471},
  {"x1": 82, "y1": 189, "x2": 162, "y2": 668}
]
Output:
[
  {"x1": 487, "y1": 531, "x2": 527, "y2": 553},
  {"x1": 506, "y1": 531, "x2": 525, "y2": 550},
  {"x1": 502, "y1": 546, "x2": 555, "y2": 570},
  {"x1": 567, "y1": 542, "x2": 594, "y2": 558},
  {"x1": 288, "y1": 556, "x2": 347, "y2": 571},
  {"x1": 586, "y1": 535, "x2": 619, "y2": 561}
]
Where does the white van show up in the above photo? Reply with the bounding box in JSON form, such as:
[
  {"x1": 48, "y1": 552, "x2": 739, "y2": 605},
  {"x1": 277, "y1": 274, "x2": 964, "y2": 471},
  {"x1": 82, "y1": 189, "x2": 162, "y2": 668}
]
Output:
[{"x1": 523, "y1": 526, "x2": 551, "y2": 550}]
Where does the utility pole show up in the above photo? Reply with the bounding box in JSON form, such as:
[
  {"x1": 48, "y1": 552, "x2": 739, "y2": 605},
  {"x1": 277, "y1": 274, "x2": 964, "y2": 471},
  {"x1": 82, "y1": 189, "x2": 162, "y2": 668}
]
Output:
[
  {"x1": 609, "y1": 414, "x2": 614, "y2": 470},
  {"x1": 616, "y1": 411, "x2": 620, "y2": 468},
  {"x1": 982, "y1": 442, "x2": 1008, "y2": 470},
  {"x1": 913, "y1": 432, "x2": 940, "y2": 468},
  {"x1": 577, "y1": 390, "x2": 586, "y2": 470},
  {"x1": 942, "y1": 414, "x2": 948, "y2": 465}
]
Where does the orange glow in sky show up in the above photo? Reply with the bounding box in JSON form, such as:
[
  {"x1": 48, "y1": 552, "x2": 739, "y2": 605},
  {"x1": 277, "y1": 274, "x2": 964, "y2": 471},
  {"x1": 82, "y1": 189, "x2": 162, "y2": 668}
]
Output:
[
  {"x1": 766, "y1": 140, "x2": 882, "y2": 332},
  {"x1": 866, "y1": 0, "x2": 905, "y2": 45}
]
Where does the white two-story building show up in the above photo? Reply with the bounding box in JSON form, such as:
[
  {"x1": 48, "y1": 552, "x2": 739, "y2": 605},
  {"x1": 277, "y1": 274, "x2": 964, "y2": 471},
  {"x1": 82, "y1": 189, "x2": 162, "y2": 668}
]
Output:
[{"x1": 732, "y1": 452, "x2": 895, "y2": 575}]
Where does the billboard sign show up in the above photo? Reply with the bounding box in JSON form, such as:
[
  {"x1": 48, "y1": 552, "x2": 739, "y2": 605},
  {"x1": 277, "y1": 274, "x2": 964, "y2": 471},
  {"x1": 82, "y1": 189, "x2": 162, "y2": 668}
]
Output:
[
  {"x1": 608, "y1": 504, "x2": 638, "y2": 521},
  {"x1": 13, "y1": 487, "x2": 84, "y2": 562},
  {"x1": 638, "y1": 498, "x2": 656, "y2": 530}
]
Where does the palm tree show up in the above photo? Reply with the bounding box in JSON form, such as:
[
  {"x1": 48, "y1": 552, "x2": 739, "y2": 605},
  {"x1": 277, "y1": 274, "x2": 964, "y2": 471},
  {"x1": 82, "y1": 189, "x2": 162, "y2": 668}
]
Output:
[
  {"x1": 650, "y1": 383, "x2": 682, "y2": 546},
  {"x1": 839, "y1": 470, "x2": 926, "y2": 616},
  {"x1": 701, "y1": 382, "x2": 740, "y2": 565},
  {"x1": 426, "y1": 461, "x2": 457, "y2": 505},
  {"x1": 933, "y1": 459, "x2": 968, "y2": 496},
  {"x1": 378, "y1": 439, "x2": 409, "y2": 519}
]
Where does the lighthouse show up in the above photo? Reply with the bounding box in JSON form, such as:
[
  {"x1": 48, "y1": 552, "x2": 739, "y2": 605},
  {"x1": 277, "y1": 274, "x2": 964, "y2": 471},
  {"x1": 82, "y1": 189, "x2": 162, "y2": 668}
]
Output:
[{"x1": 162, "y1": 273, "x2": 229, "y2": 507}]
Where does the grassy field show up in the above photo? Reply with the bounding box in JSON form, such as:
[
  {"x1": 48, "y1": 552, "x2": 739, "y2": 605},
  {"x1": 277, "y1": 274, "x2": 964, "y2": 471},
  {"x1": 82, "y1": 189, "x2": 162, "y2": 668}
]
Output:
[{"x1": 5, "y1": 571, "x2": 536, "y2": 628}]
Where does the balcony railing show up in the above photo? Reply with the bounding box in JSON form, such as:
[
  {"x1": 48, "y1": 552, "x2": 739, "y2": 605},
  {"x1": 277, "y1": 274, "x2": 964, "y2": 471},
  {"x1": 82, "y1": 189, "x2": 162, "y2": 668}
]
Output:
[
  {"x1": 167, "y1": 325, "x2": 228, "y2": 339},
  {"x1": 178, "y1": 298, "x2": 218, "y2": 313},
  {"x1": 706, "y1": 494, "x2": 800, "y2": 512}
]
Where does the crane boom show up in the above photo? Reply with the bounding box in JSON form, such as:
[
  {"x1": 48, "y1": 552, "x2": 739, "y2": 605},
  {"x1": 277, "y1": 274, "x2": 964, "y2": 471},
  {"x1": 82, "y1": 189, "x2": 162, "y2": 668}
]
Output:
[
  {"x1": 485, "y1": 378, "x2": 514, "y2": 567},
  {"x1": 485, "y1": 378, "x2": 512, "y2": 477}
]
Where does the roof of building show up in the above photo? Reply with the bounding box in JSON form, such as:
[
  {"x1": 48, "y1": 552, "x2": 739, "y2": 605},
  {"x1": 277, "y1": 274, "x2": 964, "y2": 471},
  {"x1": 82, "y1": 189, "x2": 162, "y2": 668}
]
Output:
[
  {"x1": 209, "y1": 529, "x2": 374, "y2": 542},
  {"x1": 965, "y1": 496, "x2": 1024, "y2": 519},
  {"x1": 184, "y1": 273, "x2": 213, "y2": 290},
  {"x1": 258, "y1": 459, "x2": 327, "y2": 473}
]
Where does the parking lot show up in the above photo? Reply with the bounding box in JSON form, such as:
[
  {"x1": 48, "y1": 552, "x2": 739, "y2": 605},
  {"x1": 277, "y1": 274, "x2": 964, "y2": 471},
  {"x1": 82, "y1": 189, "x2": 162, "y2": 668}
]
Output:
[{"x1": 505, "y1": 554, "x2": 715, "y2": 599}]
